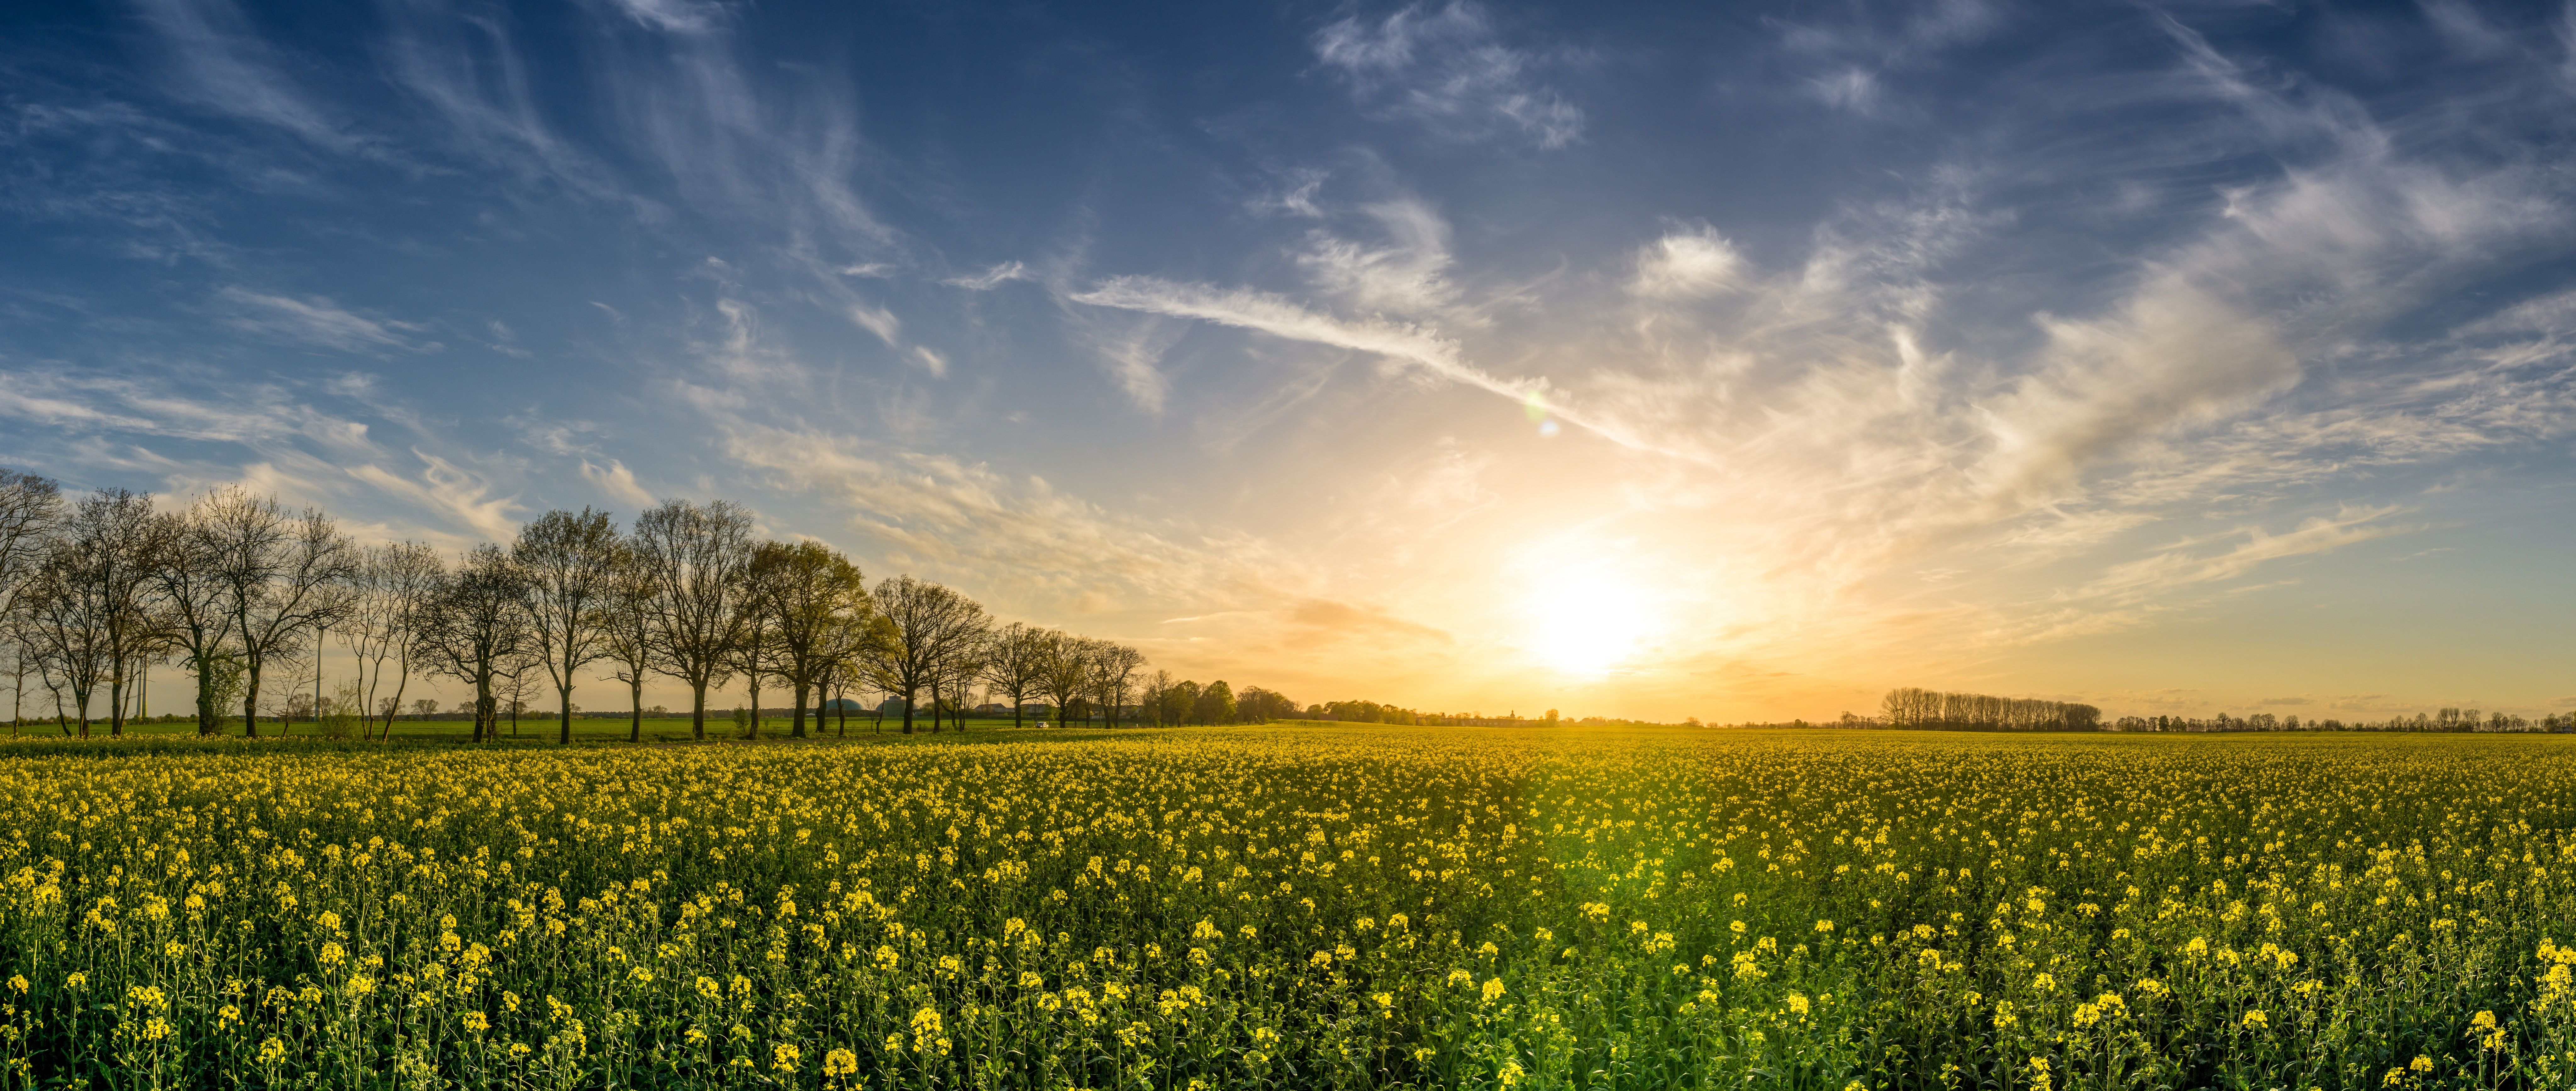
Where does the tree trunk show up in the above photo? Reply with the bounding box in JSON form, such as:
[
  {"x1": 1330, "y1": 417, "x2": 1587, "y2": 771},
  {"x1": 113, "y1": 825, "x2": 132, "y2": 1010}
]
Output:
[
  {"x1": 901, "y1": 686, "x2": 915, "y2": 735},
  {"x1": 559, "y1": 683, "x2": 574, "y2": 746},
  {"x1": 629, "y1": 680, "x2": 643, "y2": 743},
  {"x1": 691, "y1": 683, "x2": 707, "y2": 741},
  {"x1": 791, "y1": 681, "x2": 809, "y2": 739},
  {"x1": 242, "y1": 660, "x2": 262, "y2": 738},
  {"x1": 746, "y1": 676, "x2": 761, "y2": 739}
]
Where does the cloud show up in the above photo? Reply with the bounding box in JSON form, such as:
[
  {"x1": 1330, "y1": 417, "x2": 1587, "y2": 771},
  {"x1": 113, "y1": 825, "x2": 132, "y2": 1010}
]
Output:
[
  {"x1": 1295, "y1": 198, "x2": 1458, "y2": 316},
  {"x1": 345, "y1": 449, "x2": 520, "y2": 541},
  {"x1": 1630, "y1": 225, "x2": 1744, "y2": 299},
  {"x1": 218, "y1": 287, "x2": 426, "y2": 353},
  {"x1": 847, "y1": 303, "x2": 901, "y2": 347},
  {"x1": 1314, "y1": 1, "x2": 1584, "y2": 148},
  {"x1": 2077, "y1": 506, "x2": 2411, "y2": 604},
  {"x1": 1079, "y1": 317, "x2": 1177, "y2": 415},
  {"x1": 132, "y1": 0, "x2": 347, "y2": 146},
  {"x1": 1811, "y1": 69, "x2": 1879, "y2": 114},
  {"x1": 580, "y1": 458, "x2": 655, "y2": 508},
  {"x1": 378, "y1": 0, "x2": 621, "y2": 201},
  {"x1": 1069, "y1": 276, "x2": 1515, "y2": 399},
  {"x1": 942, "y1": 261, "x2": 1029, "y2": 291},
  {"x1": 604, "y1": 0, "x2": 727, "y2": 35}
]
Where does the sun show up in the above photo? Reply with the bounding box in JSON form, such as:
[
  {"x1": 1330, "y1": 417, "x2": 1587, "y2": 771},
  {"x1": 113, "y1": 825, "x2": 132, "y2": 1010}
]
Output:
[{"x1": 1522, "y1": 567, "x2": 1656, "y2": 676}]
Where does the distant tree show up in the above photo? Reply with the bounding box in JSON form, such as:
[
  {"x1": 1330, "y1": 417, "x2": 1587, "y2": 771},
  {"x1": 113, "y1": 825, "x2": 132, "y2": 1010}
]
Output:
[
  {"x1": 146, "y1": 496, "x2": 239, "y2": 735},
  {"x1": 516, "y1": 508, "x2": 624, "y2": 746},
  {"x1": 1163, "y1": 680, "x2": 1199, "y2": 725},
  {"x1": 206, "y1": 490, "x2": 357, "y2": 739},
  {"x1": 1137, "y1": 669, "x2": 1174, "y2": 726},
  {"x1": 597, "y1": 546, "x2": 658, "y2": 743},
  {"x1": 748, "y1": 541, "x2": 868, "y2": 740},
  {"x1": 946, "y1": 621, "x2": 995, "y2": 733},
  {"x1": 18, "y1": 550, "x2": 107, "y2": 736},
  {"x1": 1237, "y1": 686, "x2": 1296, "y2": 723},
  {"x1": 1195, "y1": 680, "x2": 1236, "y2": 725},
  {"x1": 863, "y1": 576, "x2": 988, "y2": 736},
  {"x1": 1086, "y1": 641, "x2": 1146, "y2": 728},
  {"x1": 410, "y1": 697, "x2": 439, "y2": 718},
  {"x1": 633, "y1": 500, "x2": 754, "y2": 741},
  {"x1": 416, "y1": 544, "x2": 531, "y2": 742},
  {"x1": 1036, "y1": 630, "x2": 1093, "y2": 728},
  {"x1": 61, "y1": 489, "x2": 158, "y2": 737},
  {"x1": 724, "y1": 566, "x2": 784, "y2": 739},
  {"x1": 337, "y1": 541, "x2": 442, "y2": 740},
  {"x1": 980, "y1": 622, "x2": 1051, "y2": 730},
  {"x1": 0, "y1": 470, "x2": 62, "y2": 627}
]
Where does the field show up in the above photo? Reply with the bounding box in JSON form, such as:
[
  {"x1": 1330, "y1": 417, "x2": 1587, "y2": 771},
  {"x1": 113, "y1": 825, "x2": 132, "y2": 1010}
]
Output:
[{"x1": 0, "y1": 727, "x2": 2570, "y2": 1090}]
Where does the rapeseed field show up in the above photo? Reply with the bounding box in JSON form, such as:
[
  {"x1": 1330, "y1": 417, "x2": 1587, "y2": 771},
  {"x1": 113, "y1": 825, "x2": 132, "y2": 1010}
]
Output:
[{"x1": 0, "y1": 726, "x2": 2570, "y2": 1089}]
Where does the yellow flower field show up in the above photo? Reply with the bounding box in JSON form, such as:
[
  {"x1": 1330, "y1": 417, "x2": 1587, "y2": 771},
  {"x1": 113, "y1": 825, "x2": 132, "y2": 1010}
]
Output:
[{"x1": 0, "y1": 726, "x2": 2571, "y2": 1089}]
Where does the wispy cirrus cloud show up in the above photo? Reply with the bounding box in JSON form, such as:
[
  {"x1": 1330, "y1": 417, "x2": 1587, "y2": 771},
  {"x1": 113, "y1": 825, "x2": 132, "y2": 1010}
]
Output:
[
  {"x1": 1314, "y1": 2, "x2": 1584, "y2": 149},
  {"x1": 217, "y1": 287, "x2": 431, "y2": 353}
]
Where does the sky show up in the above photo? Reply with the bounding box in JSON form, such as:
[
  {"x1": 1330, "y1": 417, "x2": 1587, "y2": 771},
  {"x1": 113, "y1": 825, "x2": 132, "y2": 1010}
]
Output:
[{"x1": 5, "y1": 0, "x2": 2576, "y2": 724}]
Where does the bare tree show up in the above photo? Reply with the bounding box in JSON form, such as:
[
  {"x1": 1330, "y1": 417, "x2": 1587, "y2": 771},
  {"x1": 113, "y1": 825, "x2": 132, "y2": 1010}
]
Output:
[
  {"x1": 1138, "y1": 669, "x2": 1174, "y2": 726},
  {"x1": 146, "y1": 498, "x2": 239, "y2": 734},
  {"x1": 633, "y1": 499, "x2": 752, "y2": 741},
  {"x1": 416, "y1": 544, "x2": 531, "y2": 743},
  {"x1": 980, "y1": 622, "x2": 1050, "y2": 729},
  {"x1": 933, "y1": 623, "x2": 993, "y2": 733},
  {"x1": 515, "y1": 508, "x2": 623, "y2": 746},
  {"x1": 62, "y1": 490, "x2": 158, "y2": 737},
  {"x1": 18, "y1": 551, "x2": 105, "y2": 736},
  {"x1": 205, "y1": 490, "x2": 357, "y2": 738},
  {"x1": 864, "y1": 575, "x2": 987, "y2": 735},
  {"x1": 337, "y1": 542, "x2": 442, "y2": 741},
  {"x1": 1087, "y1": 641, "x2": 1146, "y2": 729},
  {"x1": 724, "y1": 579, "x2": 783, "y2": 739},
  {"x1": 1037, "y1": 629, "x2": 1092, "y2": 729},
  {"x1": 597, "y1": 546, "x2": 657, "y2": 743},
  {"x1": 0, "y1": 470, "x2": 63, "y2": 626},
  {"x1": 750, "y1": 541, "x2": 869, "y2": 740}
]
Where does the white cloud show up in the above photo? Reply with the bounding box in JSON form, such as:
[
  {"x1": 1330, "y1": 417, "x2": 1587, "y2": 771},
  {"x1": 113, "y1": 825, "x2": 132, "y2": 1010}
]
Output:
[
  {"x1": 1295, "y1": 198, "x2": 1458, "y2": 316},
  {"x1": 605, "y1": 0, "x2": 726, "y2": 35},
  {"x1": 132, "y1": 0, "x2": 347, "y2": 146},
  {"x1": 218, "y1": 287, "x2": 425, "y2": 353},
  {"x1": 942, "y1": 261, "x2": 1029, "y2": 291},
  {"x1": 1314, "y1": 1, "x2": 1584, "y2": 149},
  {"x1": 1629, "y1": 225, "x2": 1744, "y2": 299},
  {"x1": 580, "y1": 458, "x2": 656, "y2": 508},
  {"x1": 345, "y1": 450, "x2": 519, "y2": 541},
  {"x1": 847, "y1": 303, "x2": 901, "y2": 347}
]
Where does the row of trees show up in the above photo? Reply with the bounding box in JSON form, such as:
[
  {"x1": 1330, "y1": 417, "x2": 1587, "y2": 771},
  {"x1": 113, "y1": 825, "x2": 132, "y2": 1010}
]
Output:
[
  {"x1": 0, "y1": 470, "x2": 1206, "y2": 743},
  {"x1": 1877, "y1": 688, "x2": 2105, "y2": 731},
  {"x1": 2105, "y1": 710, "x2": 2575, "y2": 733}
]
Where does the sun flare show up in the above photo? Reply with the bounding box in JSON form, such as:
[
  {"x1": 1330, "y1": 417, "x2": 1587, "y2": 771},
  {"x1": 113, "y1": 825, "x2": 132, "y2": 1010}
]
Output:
[{"x1": 1523, "y1": 568, "x2": 1656, "y2": 675}]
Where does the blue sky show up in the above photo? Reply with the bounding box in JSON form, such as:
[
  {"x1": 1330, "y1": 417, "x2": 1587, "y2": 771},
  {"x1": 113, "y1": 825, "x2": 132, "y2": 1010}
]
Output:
[{"x1": 6, "y1": 0, "x2": 2576, "y2": 721}]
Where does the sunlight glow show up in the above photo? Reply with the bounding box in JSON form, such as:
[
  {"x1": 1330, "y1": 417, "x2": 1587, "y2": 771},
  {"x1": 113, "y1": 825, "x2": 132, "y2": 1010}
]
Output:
[{"x1": 1523, "y1": 567, "x2": 1656, "y2": 676}]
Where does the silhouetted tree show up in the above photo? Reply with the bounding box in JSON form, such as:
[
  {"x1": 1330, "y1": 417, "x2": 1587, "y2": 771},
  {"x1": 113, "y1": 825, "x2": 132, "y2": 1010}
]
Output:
[
  {"x1": 516, "y1": 508, "x2": 623, "y2": 746},
  {"x1": 633, "y1": 499, "x2": 754, "y2": 741},
  {"x1": 417, "y1": 545, "x2": 530, "y2": 742},
  {"x1": 864, "y1": 576, "x2": 987, "y2": 736},
  {"x1": 205, "y1": 490, "x2": 356, "y2": 739}
]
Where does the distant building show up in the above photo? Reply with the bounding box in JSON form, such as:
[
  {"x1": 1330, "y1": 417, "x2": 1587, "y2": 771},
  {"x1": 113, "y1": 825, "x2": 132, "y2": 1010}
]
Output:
[{"x1": 821, "y1": 698, "x2": 866, "y2": 713}]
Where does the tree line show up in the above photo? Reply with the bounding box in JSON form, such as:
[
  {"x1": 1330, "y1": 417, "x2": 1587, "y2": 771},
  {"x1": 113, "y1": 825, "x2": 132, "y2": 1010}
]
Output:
[
  {"x1": 1876, "y1": 688, "x2": 2105, "y2": 731},
  {"x1": 0, "y1": 470, "x2": 1300, "y2": 743}
]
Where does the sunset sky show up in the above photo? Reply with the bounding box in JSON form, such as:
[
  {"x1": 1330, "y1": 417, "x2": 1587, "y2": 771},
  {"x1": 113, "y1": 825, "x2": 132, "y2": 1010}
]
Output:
[{"x1": 6, "y1": 0, "x2": 2576, "y2": 722}]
